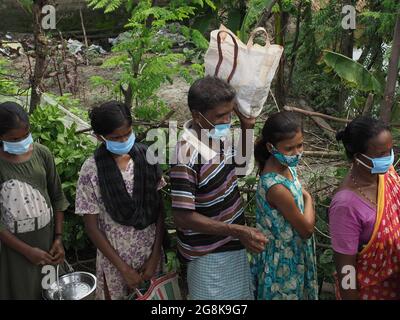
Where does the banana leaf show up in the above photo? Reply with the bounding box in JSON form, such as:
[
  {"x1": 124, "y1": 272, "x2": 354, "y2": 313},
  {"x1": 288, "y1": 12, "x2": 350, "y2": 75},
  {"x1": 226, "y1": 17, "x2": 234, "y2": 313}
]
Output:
[
  {"x1": 239, "y1": 0, "x2": 273, "y2": 42},
  {"x1": 322, "y1": 50, "x2": 383, "y2": 94}
]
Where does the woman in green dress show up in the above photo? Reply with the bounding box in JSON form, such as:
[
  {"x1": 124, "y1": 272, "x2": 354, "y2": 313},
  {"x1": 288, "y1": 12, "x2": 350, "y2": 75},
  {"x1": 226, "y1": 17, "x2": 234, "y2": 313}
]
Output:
[
  {"x1": 0, "y1": 101, "x2": 69, "y2": 300},
  {"x1": 252, "y1": 111, "x2": 318, "y2": 300}
]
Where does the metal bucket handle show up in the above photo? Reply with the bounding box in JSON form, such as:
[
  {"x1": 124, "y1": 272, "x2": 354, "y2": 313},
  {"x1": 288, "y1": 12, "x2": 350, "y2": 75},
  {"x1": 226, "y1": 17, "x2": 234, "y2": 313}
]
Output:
[{"x1": 56, "y1": 259, "x2": 75, "y2": 300}]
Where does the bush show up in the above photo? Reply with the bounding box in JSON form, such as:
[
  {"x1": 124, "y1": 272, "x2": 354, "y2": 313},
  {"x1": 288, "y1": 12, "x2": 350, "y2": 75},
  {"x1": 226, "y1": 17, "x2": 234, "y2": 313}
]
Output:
[{"x1": 30, "y1": 103, "x2": 96, "y2": 250}]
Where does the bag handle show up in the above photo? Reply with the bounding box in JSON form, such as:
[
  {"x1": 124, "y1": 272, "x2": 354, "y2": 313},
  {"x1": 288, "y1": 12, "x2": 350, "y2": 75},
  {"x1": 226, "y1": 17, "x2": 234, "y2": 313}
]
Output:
[
  {"x1": 247, "y1": 27, "x2": 271, "y2": 48},
  {"x1": 214, "y1": 30, "x2": 239, "y2": 84},
  {"x1": 134, "y1": 288, "x2": 144, "y2": 298},
  {"x1": 133, "y1": 272, "x2": 177, "y2": 300},
  {"x1": 133, "y1": 275, "x2": 159, "y2": 300}
]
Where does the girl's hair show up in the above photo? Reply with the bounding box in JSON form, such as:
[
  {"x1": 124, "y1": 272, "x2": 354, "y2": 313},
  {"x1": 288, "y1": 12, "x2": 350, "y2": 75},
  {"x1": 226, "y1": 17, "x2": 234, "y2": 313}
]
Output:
[
  {"x1": 254, "y1": 111, "x2": 303, "y2": 171},
  {"x1": 89, "y1": 100, "x2": 132, "y2": 136},
  {"x1": 0, "y1": 101, "x2": 30, "y2": 136},
  {"x1": 336, "y1": 116, "x2": 390, "y2": 160}
]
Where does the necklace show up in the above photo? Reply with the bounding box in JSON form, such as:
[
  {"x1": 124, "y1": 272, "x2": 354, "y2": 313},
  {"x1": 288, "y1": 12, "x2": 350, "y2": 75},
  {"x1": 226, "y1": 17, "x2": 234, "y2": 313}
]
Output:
[{"x1": 350, "y1": 174, "x2": 377, "y2": 206}]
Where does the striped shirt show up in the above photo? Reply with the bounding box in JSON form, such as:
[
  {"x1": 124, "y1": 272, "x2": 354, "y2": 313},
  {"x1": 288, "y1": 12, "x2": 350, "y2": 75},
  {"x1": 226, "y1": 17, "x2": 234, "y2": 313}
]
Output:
[{"x1": 170, "y1": 121, "x2": 245, "y2": 262}]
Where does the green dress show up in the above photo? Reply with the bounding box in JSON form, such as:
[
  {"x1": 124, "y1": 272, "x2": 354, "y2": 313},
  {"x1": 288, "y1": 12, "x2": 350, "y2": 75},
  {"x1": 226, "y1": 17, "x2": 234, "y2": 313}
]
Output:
[
  {"x1": 0, "y1": 143, "x2": 69, "y2": 300},
  {"x1": 251, "y1": 167, "x2": 318, "y2": 300}
]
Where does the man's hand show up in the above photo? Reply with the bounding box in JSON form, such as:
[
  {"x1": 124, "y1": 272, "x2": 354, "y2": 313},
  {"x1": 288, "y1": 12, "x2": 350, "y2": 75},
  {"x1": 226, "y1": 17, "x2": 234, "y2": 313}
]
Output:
[
  {"x1": 236, "y1": 226, "x2": 268, "y2": 253},
  {"x1": 233, "y1": 103, "x2": 256, "y2": 129}
]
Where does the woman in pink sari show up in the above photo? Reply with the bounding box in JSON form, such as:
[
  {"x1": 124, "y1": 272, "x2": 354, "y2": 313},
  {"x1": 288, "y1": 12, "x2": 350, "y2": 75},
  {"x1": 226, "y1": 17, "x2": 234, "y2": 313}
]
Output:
[{"x1": 330, "y1": 116, "x2": 400, "y2": 300}]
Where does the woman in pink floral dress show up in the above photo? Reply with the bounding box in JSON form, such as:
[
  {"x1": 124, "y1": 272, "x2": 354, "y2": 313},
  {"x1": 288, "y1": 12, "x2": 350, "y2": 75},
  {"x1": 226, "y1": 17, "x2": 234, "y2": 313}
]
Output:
[{"x1": 75, "y1": 101, "x2": 166, "y2": 300}]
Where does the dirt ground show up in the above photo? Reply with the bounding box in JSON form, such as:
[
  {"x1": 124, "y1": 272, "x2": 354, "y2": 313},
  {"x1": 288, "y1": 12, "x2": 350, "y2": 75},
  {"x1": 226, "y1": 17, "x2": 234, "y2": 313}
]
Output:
[{"x1": 5, "y1": 36, "x2": 191, "y2": 124}]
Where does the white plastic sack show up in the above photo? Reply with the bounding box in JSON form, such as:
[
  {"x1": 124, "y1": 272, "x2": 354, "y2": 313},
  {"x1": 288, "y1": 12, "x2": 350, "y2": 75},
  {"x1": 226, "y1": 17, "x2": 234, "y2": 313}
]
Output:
[{"x1": 205, "y1": 26, "x2": 284, "y2": 118}]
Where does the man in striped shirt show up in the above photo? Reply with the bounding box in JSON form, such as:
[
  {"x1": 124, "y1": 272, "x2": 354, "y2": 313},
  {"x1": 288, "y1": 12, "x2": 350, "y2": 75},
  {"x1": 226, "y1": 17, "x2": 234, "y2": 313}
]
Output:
[{"x1": 170, "y1": 76, "x2": 267, "y2": 300}]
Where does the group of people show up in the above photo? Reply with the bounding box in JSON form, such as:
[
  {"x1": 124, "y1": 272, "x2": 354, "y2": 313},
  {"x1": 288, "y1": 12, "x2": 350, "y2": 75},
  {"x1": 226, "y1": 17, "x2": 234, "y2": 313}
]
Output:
[{"x1": 0, "y1": 76, "x2": 399, "y2": 300}]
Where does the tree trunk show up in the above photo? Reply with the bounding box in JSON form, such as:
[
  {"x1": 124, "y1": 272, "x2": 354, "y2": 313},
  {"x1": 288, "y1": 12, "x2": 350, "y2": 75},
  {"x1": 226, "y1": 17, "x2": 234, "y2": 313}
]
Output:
[
  {"x1": 256, "y1": 0, "x2": 279, "y2": 28},
  {"x1": 366, "y1": 36, "x2": 383, "y2": 71},
  {"x1": 29, "y1": 0, "x2": 48, "y2": 114},
  {"x1": 287, "y1": 1, "x2": 303, "y2": 92},
  {"x1": 123, "y1": 84, "x2": 133, "y2": 110},
  {"x1": 364, "y1": 1, "x2": 383, "y2": 71},
  {"x1": 274, "y1": 1, "x2": 288, "y2": 108},
  {"x1": 380, "y1": 13, "x2": 400, "y2": 123},
  {"x1": 357, "y1": 47, "x2": 370, "y2": 66},
  {"x1": 337, "y1": 0, "x2": 355, "y2": 112},
  {"x1": 362, "y1": 93, "x2": 374, "y2": 116}
]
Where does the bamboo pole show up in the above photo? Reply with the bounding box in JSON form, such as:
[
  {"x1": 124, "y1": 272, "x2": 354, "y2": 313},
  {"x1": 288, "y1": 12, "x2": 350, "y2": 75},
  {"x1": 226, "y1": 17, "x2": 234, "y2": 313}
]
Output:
[{"x1": 284, "y1": 105, "x2": 350, "y2": 123}]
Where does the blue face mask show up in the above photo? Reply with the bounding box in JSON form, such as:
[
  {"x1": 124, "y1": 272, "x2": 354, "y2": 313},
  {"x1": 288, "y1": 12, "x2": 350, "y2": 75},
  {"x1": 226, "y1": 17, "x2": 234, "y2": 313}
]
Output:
[
  {"x1": 270, "y1": 144, "x2": 302, "y2": 167},
  {"x1": 199, "y1": 113, "x2": 231, "y2": 140},
  {"x1": 356, "y1": 149, "x2": 394, "y2": 174},
  {"x1": 2, "y1": 133, "x2": 33, "y2": 155},
  {"x1": 102, "y1": 132, "x2": 136, "y2": 155}
]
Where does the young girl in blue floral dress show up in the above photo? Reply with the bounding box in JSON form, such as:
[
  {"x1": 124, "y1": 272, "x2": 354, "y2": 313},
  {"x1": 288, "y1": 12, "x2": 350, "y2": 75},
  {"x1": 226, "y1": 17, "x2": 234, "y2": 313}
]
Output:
[{"x1": 252, "y1": 111, "x2": 318, "y2": 300}]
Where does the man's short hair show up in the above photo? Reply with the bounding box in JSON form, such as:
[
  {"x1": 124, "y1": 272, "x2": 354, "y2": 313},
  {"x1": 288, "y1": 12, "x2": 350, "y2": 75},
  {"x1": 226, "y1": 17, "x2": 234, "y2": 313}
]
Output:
[{"x1": 188, "y1": 76, "x2": 236, "y2": 113}]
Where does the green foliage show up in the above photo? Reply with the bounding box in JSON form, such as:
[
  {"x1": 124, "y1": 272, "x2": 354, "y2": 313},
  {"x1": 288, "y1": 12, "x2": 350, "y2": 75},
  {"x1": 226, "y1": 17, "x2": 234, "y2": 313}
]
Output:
[
  {"x1": 88, "y1": 0, "x2": 216, "y2": 14},
  {"x1": 29, "y1": 104, "x2": 96, "y2": 250},
  {"x1": 291, "y1": 1, "x2": 342, "y2": 112},
  {"x1": 292, "y1": 66, "x2": 342, "y2": 112},
  {"x1": 192, "y1": 0, "x2": 286, "y2": 42},
  {"x1": 54, "y1": 94, "x2": 90, "y2": 122},
  {"x1": 188, "y1": 0, "x2": 278, "y2": 42},
  {"x1": 0, "y1": 58, "x2": 19, "y2": 96},
  {"x1": 334, "y1": 166, "x2": 349, "y2": 180},
  {"x1": 239, "y1": 0, "x2": 273, "y2": 42},
  {"x1": 318, "y1": 248, "x2": 335, "y2": 282},
  {"x1": 322, "y1": 50, "x2": 383, "y2": 94},
  {"x1": 239, "y1": 0, "x2": 297, "y2": 42},
  {"x1": 310, "y1": 0, "x2": 343, "y2": 51},
  {"x1": 177, "y1": 24, "x2": 209, "y2": 64},
  {"x1": 87, "y1": 0, "x2": 124, "y2": 13},
  {"x1": 16, "y1": 0, "x2": 33, "y2": 13},
  {"x1": 359, "y1": 1, "x2": 400, "y2": 41},
  {"x1": 291, "y1": 0, "x2": 399, "y2": 115},
  {"x1": 166, "y1": 250, "x2": 180, "y2": 272},
  {"x1": 88, "y1": 0, "x2": 206, "y2": 120}
]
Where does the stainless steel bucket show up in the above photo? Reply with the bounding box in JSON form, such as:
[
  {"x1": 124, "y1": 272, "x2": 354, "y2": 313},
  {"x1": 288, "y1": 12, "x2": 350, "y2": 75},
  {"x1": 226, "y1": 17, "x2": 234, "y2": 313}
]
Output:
[
  {"x1": 43, "y1": 261, "x2": 97, "y2": 300},
  {"x1": 43, "y1": 271, "x2": 97, "y2": 300}
]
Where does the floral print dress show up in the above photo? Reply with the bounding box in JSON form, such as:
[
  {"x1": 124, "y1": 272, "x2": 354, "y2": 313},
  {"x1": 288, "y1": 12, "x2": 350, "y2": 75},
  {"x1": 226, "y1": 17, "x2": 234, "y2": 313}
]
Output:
[
  {"x1": 75, "y1": 156, "x2": 165, "y2": 300},
  {"x1": 251, "y1": 167, "x2": 318, "y2": 300}
]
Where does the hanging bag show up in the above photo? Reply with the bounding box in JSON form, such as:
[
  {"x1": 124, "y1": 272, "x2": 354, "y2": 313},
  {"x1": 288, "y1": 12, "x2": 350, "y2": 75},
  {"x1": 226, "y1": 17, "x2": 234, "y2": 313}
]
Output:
[{"x1": 205, "y1": 25, "x2": 284, "y2": 118}]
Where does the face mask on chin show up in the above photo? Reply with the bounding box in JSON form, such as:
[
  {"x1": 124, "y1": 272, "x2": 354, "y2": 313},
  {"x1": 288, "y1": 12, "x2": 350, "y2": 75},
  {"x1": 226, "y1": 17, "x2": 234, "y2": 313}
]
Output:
[{"x1": 197, "y1": 112, "x2": 231, "y2": 140}]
